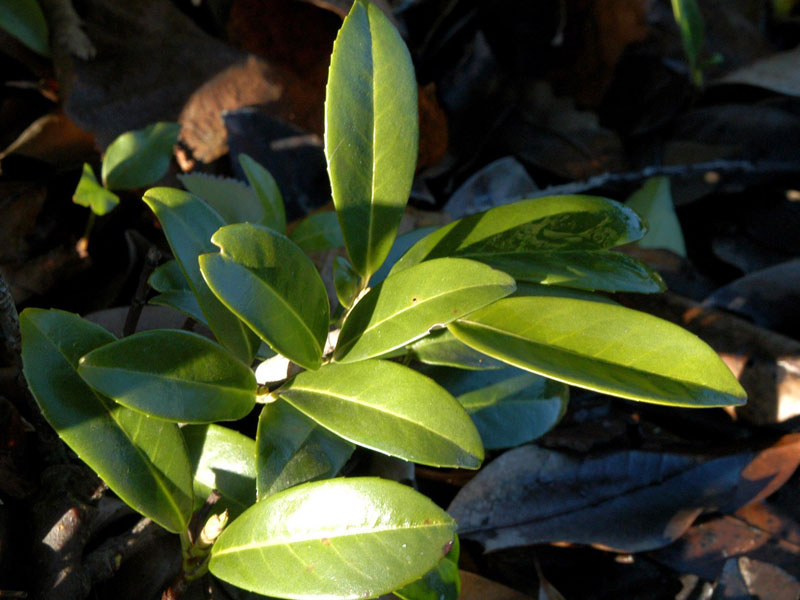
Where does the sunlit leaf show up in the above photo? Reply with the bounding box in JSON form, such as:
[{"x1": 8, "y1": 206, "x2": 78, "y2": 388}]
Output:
[
  {"x1": 72, "y1": 163, "x2": 120, "y2": 215},
  {"x1": 102, "y1": 123, "x2": 180, "y2": 190},
  {"x1": 394, "y1": 536, "x2": 460, "y2": 600},
  {"x1": 0, "y1": 0, "x2": 50, "y2": 56},
  {"x1": 239, "y1": 153, "x2": 286, "y2": 232},
  {"x1": 288, "y1": 211, "x2": 344, "y2": 253}
]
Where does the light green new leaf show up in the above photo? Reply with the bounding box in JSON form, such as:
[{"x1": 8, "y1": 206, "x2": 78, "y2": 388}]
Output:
[
  {"x1": 671, "y1": 0, "x2": 707, "y2": 85},
  {"x1": 325, "y1": 0, "x2": 418, "y2": 277},
  {"x1": 425, "y1": 367, "x2": 569, "y2": 450},
  {"x1": 278, "y1": 360, "x2": 484, "y2": 468},
  {"x1": 449, "y1": 297, "x2": 747, "y2": 407},
  {"x1": 72, "y1": 163, "x2": 120, "y2": 215},
  {"x1": 147, "y1": 259, "x2": 207, "y2": 325},
  {"x1": 409, "y1": 329, "x2": 507, "y2": 370},
  {"x1": 395, "y1": 535, "x2": 460, "y2": 600},
  {"x1": 288, "y1": 211, "x2": 344, "y2": 253},
  {"x1": 0, "y1": 0, "x2": 50, "y2": 56},
  {"x1": 102, "y1": 123, "x2": 181, "y2": 190},
  {"x1": 78, "y1": 329, "x2": 257, "y2": 423},
  {"x1": 333, "y1": 256, "x2": 361, "y2": 309},
  {"x1": 178, "y1": 172, "x2": 264, "y2": 225},
  {"x1": 20, "y1": 309, "x2": 193, "y2": 533},
  {"x1": 626, "y1": 177, "x2": 686, "y2": 257},
  {"x1": 390, "y1": 195, "x2": 647, "y2": 276},
  {"x1": 335, "y1": 258, "x2": 516, "y2": 363},
  {"x1": 182, "y1": 424, "x2": 257, "y2": 518},
  {"x1": 239, "y1": 153, "x2": 286, "y2": 232},
  {"x1": 209, "y1": 477, "x2": 456, "y2": 600},
  {"x1": 256, "y1": 400, "x2": 354, "y2": 500},
  {"x1": 143, "y1": 187, "x2": 260, "y2": 363},
  {"x1": 199, "y1": 223, "x2": 330, "y2": 370}
]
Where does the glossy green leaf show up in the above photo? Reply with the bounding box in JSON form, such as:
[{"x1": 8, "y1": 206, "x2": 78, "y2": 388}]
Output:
[
  {"x1": 333, "y1": 256, "x2": 361, "y2": 309},
  {"x1": 199, "y1": 223, "x2": 330, "y2": 370},
  {"x1": 0, "y1": 0, "x2": 50, "y2": 56},
  {"x1": 239, "y1": 153, "x2": 286, "y2": 232},
  {"x1": 20, "y1": 309, "x2": 192, "y2": 533},
  {"x1": 209, "y1": 477, "x2": 456, "y2": 599},
  {"x1": 102, "y1": 123, "x2": 180, "y2": 190},
  {"x1": 182, "y1": 424, "x2": 257, "y2": 518},
  {"x1": 288, "y1": 211, "x2": 344, "y2": 253},
  {"x1": 72, "y1": 163, "x2": 120, "y2": 215},
  {"x1": 335, "y1": 258, "x2": 516, "y2": 363},
  {"x1": 395, "y1": 535, "x2": 460, "y2": 600},
  {"x1": 178, "y1": 173, "x2": 264, "y2": 225},
  {"x1": 626, "y1": 177, "x2": 686, "y2": 257},
  {"x1": 143, "y1": 187, "x2": 260, "y2": 363},
  {"x1": 78, "y1": 329, "x2": 257, "y2": 423},
  {"x1": 278, "y1": 360, "x2": 484, "y2": 468},
  {"x1": 390, "y1": 195, "x2": 647, "y2": 276},
  {"x1": 148, "y1": 259, "x2": 207, "y2": 325},
  {"x1": 449, "y1": 297, "x2": 747, "y2": 407},
  {"x1": 408, "y1": 329, "x2": 506, "y2": 370},
  {"x1": 425, "y1": 366, "x2": 568, "y2": 450},
  {"x1": 256, "y1": 400, "x2": 354, "y2": 500},
  {"x1": 325, "y1": 0, "x2": 418, "y2": 277}
]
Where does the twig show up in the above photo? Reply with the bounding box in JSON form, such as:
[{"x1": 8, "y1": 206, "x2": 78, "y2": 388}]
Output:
[
  {"x1": 0, "y1": 270, "x2": 22, "y2": 371},
  {"x1": 83, "y1": 518, "x2": 166, "y2": 585},
  {"x1": 123, "y1": 247, "x2": 162, "y2": 337}
]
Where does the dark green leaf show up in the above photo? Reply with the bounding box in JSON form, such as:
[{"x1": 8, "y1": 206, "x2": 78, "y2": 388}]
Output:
[
  {"x1": 395, "y1": 535, "x2": 460, "y2": 600},
  {"x1": 20, "y1": 309, "x2": 193, "y2": 533},
  {"x1": 199, "y1": 223, "x2": 329, "y2": 370},
  {"x1": 333, "y1": 256, "x2": 361, "y2": 309},
  {"x1": 288, "y1": 211, "x2": 344, "y2": 253},
  {"x1": 256, "y1": 400, "x2": 354, "y2": 500},
  {"x1": 72, "y1": 163, "x2": 120, "y2": 215},
  {"x1": 325, "y1": 0, "x2": 418, "y2": 277},
  {"x1": 182, "y1": 424, "x2": 257, "y2": 518},
  {"x1": 239, "y1": 153, "x2": 286, "y2": 232},
  {"x1": 178, "y1": 173, "x2": 264, "y2": 225},
  {"x1": 278, "y1": 360, "x2": 484, "y2": 468},
  {"x1": 78, "y1": 329, "x2": 257, "y2": 423},
  {"x1": 334, "y1": 258, "x2": 515, "y2": 363},
  {"x1": 148, "y1": 259, "x2": 207, "y2": 325},
  {"x1": 408, "y1": 329, "x2": 507, "y2": 370},
  {"x1": 102, "y1": 123, "x2": 181, "y2": 190},
  {"x1": 449, "y1": 297, "x2": 747, "y2": 407},
  {"x1": 0, "y1": 0, "x2": 50, "y2": 56},
  {"x1": 209, "y1": 477, "x2": 456, "y2": 599}
]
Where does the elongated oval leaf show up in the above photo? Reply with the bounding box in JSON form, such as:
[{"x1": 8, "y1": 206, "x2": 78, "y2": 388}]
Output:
[
  {"x1": 143, "y1": 187, "x2": 260, "y2": 363},
  {"x1": 333, "y1": 256, "x2": 361, "y2": 309},
  {"x1": 390, "y1": 195, "x2": 647, "y2": 276},
  {"x1": 288, "y1": 211, "x2": 344, "y2": 253},
  {"x1": 199, "y1": 223, "x2": 330, "y2": 370},
  {"x1": 179, "y1": 172, "x2": 264, "y2": 225},
  {"x1": 20, "y1": 309, "x2": 193, "y2": 533},
  {"x1": 256, "y1": 400, "x2": 354, "y2": 500},
  {"x1": 182, "y1": 424, "x2": 256, "y2": 517},
  {"x1": 449, "y1": 297, "x2": 747, "y2": 407},
  {"x1": 78, "y1": 329, "x2": 257, "y2": 423},
  {"x1": 278, "y1": 360, "x2": 483, "y2": 468},
  {"x1": 409, "y1": 329, "x2": 507, "y2": 370},
  {"x1": 73, "y1": 163, "x2": 120, "y2": 215},
  {"x1": 325, "y1": 0, "x2": 418, "y2": 277},
  {"x1": 335, "y1": 258, "x2": 516, "y2": 363},
  {"x1": 0, "y1": 0, "x2": 50, "y2": 56},
  {"x1": 239, "y1": 153, "x2": 286, "y2": 232},
  {"x1": 102, "y1": 123, "x2": 180, "y2": 190},
  {"x1": 210, "y1": 477, "x2": 456, "y2": 599}
]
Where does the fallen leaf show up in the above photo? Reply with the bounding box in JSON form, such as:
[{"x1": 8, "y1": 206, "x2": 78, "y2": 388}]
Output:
[
  {"x1": 716, "y1": 45, "x2": 800, "y2": 97},
  {"x1": 459, "y1": 571, "x2": 533, "y2": 600}
]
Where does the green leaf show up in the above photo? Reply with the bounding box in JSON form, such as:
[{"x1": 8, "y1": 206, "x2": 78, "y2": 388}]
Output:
[
  {"x1": 102, "y1": 123, "x2": 181, "y2": 190},
  {"x1": 78, "y1": 329, "x2": 257, "y2": 423},
  {"x1": 182, "y1": 424, "x2": 257, "y2": 518},
  {"x1": 148, "y1": 259, "x2": 208, "y2": 325},
  {"x1": 325, "y1": 0, "x2": 418, "y2": 278},
  {"x1": 278, "y1": 360, "x2": 484, "y2": 468},
  {"x1": 334, "y1": 258, "x2": 516, "y2": 363},
  {"x1": 178, "y1": 173, "x2": 264, "y2": 226},
  {"x1": 395, "y1": 535, "x2": 460, "y2": 600},
  {"x1": 372, "y1": 226, "x2": 438, "y2": 285},
  {"x1": 209, "y1": 477, "x2": 456, "y2": 599},
  {"x1": 449, "y1": 297, "x2": 747, "y2": 408},
  {"x1": 626, "y1": 177, "x2": 687, "y2": 257},
  {"x1": 72, "y1": 163, "x2": 120, "y2": 215},
  {"x1": 511, "y1": 281, "x2": 620, "y2": 305},
  {"x1": 0, "y1": 0, "x2": 50, "y2": 56},
  {"x1": 239, "y1": 153, "x2": 286, "y2": 233},
  {"x1": 390, "y1": 195, "x2": 647, "y2": 276},
  {"x1": 288, "y1": 211, "x2": 344, "y2": 253},
  {"x1": 199, "y1": 223, "x2": 330, "y2": 370},
  {"x1": 143, "y1": 187, "x2": 260, "y2": 363},
  {"x1": 256, "y1": 400, "x2": 354, "y2": 500},
  {"x1": 425, "y1": 367, "x2": 569, "y2": 450},
  {"x1": 20, "y1": 309, "x2": 193, "y2": 533},
  {"x1": 408, "y1": 329, "x2": 507, "y2": 370},
  {"x1": 333, "y1": 256, "x2": 361, "y2": 309},
  {"x1": 671, "y1": 0, "x2": 707, "y2": 85}
]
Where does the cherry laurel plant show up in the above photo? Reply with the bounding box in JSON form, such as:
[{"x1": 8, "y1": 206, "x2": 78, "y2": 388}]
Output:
[{"x1": 20, "y1": 2, "x2": 746, "y2": 598}]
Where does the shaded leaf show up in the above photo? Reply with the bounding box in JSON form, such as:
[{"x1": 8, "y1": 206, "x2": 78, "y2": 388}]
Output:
[
  {"x1": 102, "y1": 123, "x2": 181, "y2": 190},
  {"x1": 288, "y1": 211, "x2": 344, "y2": 253},
  {"x1": 209, "y1": 477, "x2": 455, "y2": 599},
  {"x1": 449, "y1": 297, "x2": 746, "y2": 407},
  {"x1": 395, "y1": 535, "x2": 460, "y2": 600},
  {"x1": 325, "y1": 0, "x2": 418, "y2": 277},
  {"x1": 335, "y1": 258, "x2": 515, "y2": 363},
  {"x1": 626, "y1": 177, "x2": 686, "y2": 257},
  {"x1": 333, "y1": 256, "x2": 361, "y2": 309},
  {"x1": 671, "y1": 0, "x2": 707, "y2": 85},
  {"x1": 72, "y1": 163, "x2": 120, "y2": 216},
  {"x1": 199, "y1": 222, "x2": 329, "y2": 370},
  {"x1": 0, "y1": 0, "x2": 50, "y2": 56},
  {"x1": 408, "y1": 329, "x2": 507, "y2": 371},
  {"x1": 239, "y1": 153, "x2": 286, "y2": 232},
  {"x1": 371, "y1": 226, "x2": 438, "y2": 286},
  {"x1": 178, "y1": 172, "x2": 264, "y2": 225},
  {"x1": 182, "y1": 424, "x2": 257, "y2": 518},
  {"x1": 20, "y1": 309, "x2": 193, "y2": 533},
  {"x1": 147, "y1": 259, "x2": 207, "y2": 325},
  {"x1": 511, "y1": 281, "x2": 619, "y2": 304},
  {"x1": 278, "y1": 360, "x2": 484, "y2": 468},
  {"x1": 78, "y1": 329, "x2": 257, "y2": 423},
  {"x1": 256, "y1": 400, "x2": 354, "y2": 500}
]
